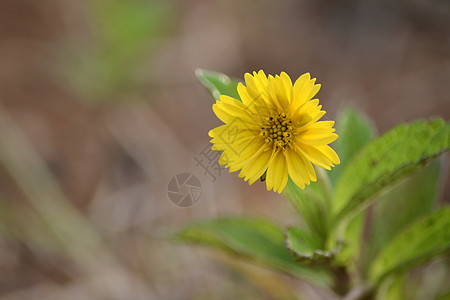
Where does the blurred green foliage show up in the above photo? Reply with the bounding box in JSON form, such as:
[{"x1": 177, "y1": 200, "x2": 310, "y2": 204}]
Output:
[{"x1": 64, "y1": 0, "x2": 175, "y2": 102}]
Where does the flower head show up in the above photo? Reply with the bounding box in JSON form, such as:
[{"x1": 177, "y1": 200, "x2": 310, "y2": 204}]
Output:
[{"x1": 209, "y1": 71, "x2": 339, "y2": 193}]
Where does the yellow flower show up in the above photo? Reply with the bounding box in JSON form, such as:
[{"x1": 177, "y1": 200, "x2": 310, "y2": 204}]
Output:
[{"x1": 208, "y1": 71, "x2": 340, "y2": 193}]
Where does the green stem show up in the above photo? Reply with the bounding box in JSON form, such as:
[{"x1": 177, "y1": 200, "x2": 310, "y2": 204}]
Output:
[
  {"x1": 315, "y1": 168, "x2": 356, "y2": 297},
  {"x1": 316, "y1": 167, "x2": 334, "y2": 237}
]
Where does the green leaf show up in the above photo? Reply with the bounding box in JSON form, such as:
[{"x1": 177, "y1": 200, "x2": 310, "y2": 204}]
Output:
[
  {"x1": 284, "y1": 179, "x2": 329, "y2": 243},
  {"x1": 368, "y1": 207, "x2": 450, "y2": 283},
  {"x1": 329, "y1": 106, "x2": 376, "y2": 184},
  {"x1": 171, "y1": 217, "x2": 330, "y2": 285},
  {"x1": 333, "y1": 119, "x2": 450, "y2": 222},
  {"x1": 195, "y1": 69, "x2": 241, "y2": 101},
  {"x1": 285, "y1": 227, "x2": 339, "y2": 267},
  {"x1": 361, "y1": 159, "x2": 442, "y2": 275}
]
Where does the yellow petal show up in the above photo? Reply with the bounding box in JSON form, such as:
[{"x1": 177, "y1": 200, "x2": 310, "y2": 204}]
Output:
[
  {"x1": 317, "y1": 145, "x2": 340, "y2": 165},
  {"x1": 220, "y1": 95, "x2": 251, "y2": 115},
  {"x1": 252, "y1": 70, "x2": 270, "y2": 95},
  {"x1": 245, "y1": 73, "x2": 272, "y2": 105},
  {"x1": 237, "y1": 82, "x2": 255, "y2": 107},
  {"x1": 309, "y1": 84, "x2": 321, "y2": 99},
  {"x1": 302, "y1": 154, "x2": 317, "y2": 182},
  {"x1": 285, "y1": 149, "x2": 309, "y2": 189},
  {"x1": 295, "y1": 142, "x2": 340, "y2": 169},
  {"x1": 279, "y1": 72, "x2": 293, "y2": 106},
  {"x1": 244, "y1": 73, "x2": 259, "y2": 92},
  {"x1": 306, "y1": 120, "x2": 335, "y2": 129},
  {"x1": 240, "y1": 147, "x2": 272, "y2": 184},
  {"x1": 265, "y1": 75, "x2": 284, "y2": 112},
  {"x1": 266, "y1": 150, "x2": 289, "y2": 193},
  {"x1": 297, "y1": 78, "x2": 317, "y2": 105},
  {"x1": 293, "y1": 99, "x2": 326, "y2": 127},
  {"x1": 300, "y1": 133, "x2": 338, "y2": 145},
  {"x1": 237, "y1": 82, "x2": 274, "y2": 115},
  {"x1": 226, "y1": 138, "x2": 266, "y2": 172},
  {"x1": 214, "y1": 98, "x2": 260, "y2": 126},
  {"x1": 299, "y1": 121, "x2": 336, "y2": 135},
  {"x1": 212, "y1": 102, "x2": 233, "y2": 124},
  {"x1": 295, "y1": 99, "x2": 320, "y2": 117},
  {"x1": 292, "y1": 74, "x2": 317, "y2": 110},
  {"x1": 292, "y1": 73, "x2": 310, "y2": 109},
  {"x1": 210, "y1": 124, "x2": 257, "y2": 149}
]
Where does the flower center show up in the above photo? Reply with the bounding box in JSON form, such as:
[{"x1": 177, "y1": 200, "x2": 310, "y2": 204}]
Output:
[{"x1": 260, "y1": 113, "x2": 294, "y2": 149}]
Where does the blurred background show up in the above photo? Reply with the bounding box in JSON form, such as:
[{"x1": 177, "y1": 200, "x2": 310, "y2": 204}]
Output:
[{"x1": 0, "y1": 0, "x2": 449, "y2": 299}]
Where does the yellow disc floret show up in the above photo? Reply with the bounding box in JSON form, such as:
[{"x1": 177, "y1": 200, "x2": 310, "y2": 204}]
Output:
[{"x1": 261, "y1": 113, "x2": 295, "y2": 150}]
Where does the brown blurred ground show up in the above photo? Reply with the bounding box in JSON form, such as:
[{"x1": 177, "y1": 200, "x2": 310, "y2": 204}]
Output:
[{"x1": 0, "y1": 0, "x2": 448, "y2": 299}]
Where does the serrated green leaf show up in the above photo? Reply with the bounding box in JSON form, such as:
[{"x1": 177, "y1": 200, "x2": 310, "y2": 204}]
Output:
[
  {"x1": 330, "y1": 106, "x2": 376, "y2": 184},
  {"x1": 333, "y1": 119, "x2": 450, "y2": 222},
  {"x1": 195, "y1": 69, "x2": 241, "y2": 101},
  {"x1": 368, "y1": 207, "x2": 450, "y2": 283},
  {"x1": 361, "y1": 159, "x2": 442, "y2": 275},
  {"x1": 285, "y1": 227, "x2": 339, "y2": 267},
  {"x1": 171, "y1": 217, "x2": 330, "y2": 285}
]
